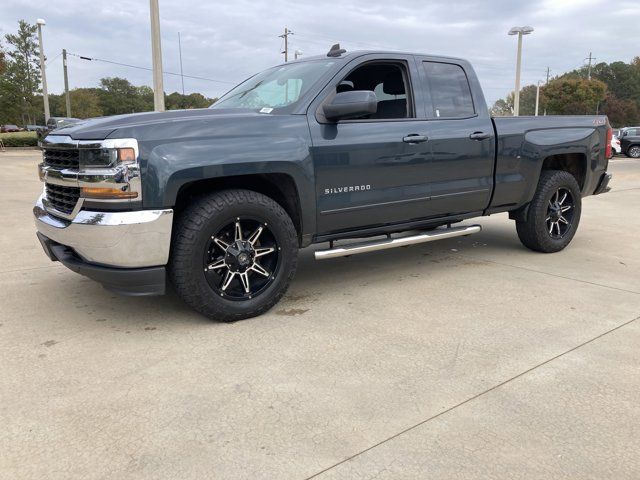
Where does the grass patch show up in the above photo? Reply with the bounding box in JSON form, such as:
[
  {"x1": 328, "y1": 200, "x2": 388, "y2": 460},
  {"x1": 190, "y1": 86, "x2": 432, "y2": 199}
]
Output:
[{"x1": 0, "y1": 131, "x2": 38, "y2": 147}]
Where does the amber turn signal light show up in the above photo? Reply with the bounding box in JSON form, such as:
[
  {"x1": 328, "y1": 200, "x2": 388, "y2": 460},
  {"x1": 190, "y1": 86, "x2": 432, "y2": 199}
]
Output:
[
  {"x1": 81, "y1": 187, "x2": 138, "y2": 199},
  {"x1": 117, "y1": 148, "x2": 136, "y2": 162}
]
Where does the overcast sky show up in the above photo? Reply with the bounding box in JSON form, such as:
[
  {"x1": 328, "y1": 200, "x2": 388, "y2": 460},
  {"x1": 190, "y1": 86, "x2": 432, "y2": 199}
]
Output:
[{"x1": 2, "y1": 0, "x2": 639, "y2": 105}]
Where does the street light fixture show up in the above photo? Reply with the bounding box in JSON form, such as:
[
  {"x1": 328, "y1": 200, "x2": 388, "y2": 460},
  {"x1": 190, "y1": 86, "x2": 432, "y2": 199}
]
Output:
[
  {"x1": 508, "y1": 25, "x2": 534, "y2": 116},
  {"x1": 36, "y1": 18, "x2": 50, "y2": 123},
  {"x1": 294, "y1": 49, "x2": 303, "y2": 60}
]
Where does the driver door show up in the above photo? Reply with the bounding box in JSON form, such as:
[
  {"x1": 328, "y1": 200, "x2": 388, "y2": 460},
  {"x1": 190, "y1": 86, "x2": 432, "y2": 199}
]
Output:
[{"x1": 307, "y1": 55, "x2": 433, "y2": 235}]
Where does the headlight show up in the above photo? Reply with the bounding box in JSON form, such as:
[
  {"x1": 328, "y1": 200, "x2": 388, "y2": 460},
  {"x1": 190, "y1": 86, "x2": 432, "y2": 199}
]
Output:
[
  {"x1": 79, "y1": 147, "x2": 137, "y2": 168},
  {"x1": 79, "y1": 148, "x2": 118, "y2": 168},
  {"x1": 76, "y1": 139, "x2": 141, "y2": 202}
]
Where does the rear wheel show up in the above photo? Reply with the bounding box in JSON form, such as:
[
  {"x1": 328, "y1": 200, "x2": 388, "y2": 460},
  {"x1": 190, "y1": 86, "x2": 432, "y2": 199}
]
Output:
[
  {"x1": 515, "y1": 170, "x2": 582, "y2": 253},
  {"x1": 169, "y1": 189, "x2": 298, "y2": 321}
]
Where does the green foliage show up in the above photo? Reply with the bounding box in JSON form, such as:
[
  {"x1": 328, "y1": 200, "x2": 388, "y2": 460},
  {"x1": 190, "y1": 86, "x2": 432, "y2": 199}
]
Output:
[
  {"x1": 544, "y1": 78, "x2": 607, "y2": 115},
  {"x1": 166, "y1": 91, "x2": 216, "y2": 110},
  {"x1": 0, "y1": 20, "x2": 42, "y2": 125},
  {"x1": 0, "y1": 40, "x2": 6, "y2": 75},
  {"x1": 493, "y1": 59, "x2": 640, "y2": 125},
  {"x1": 47, "y1": 88, "x2": 104, "y2": 118},
  {"x1": 601, "y1": 92, "x2": 639, "y2": 127},
  {"x1": 0, "y1": 131, "x2": 38, "y2": 147}
]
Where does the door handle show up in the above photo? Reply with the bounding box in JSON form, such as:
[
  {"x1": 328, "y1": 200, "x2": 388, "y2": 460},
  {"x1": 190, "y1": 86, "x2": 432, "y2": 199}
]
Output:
[
  {"x1": 403, "y1": 134, "x2": 429, "y2": 144},
  {"x1": 469, "y1": 131, "x2": 491, "y2": 141}
]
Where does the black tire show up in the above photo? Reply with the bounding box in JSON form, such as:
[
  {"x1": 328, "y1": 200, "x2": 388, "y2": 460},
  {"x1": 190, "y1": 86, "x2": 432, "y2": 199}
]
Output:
[
  {"x1": 627, "y1": 145, "x2": 640, "y2": 158},
  {"x1": 169, "y1": 189, "x2": 298, "y2": 321},
  {"x1": 515, "y1": 170, "x2": 582, "y2": 253}
]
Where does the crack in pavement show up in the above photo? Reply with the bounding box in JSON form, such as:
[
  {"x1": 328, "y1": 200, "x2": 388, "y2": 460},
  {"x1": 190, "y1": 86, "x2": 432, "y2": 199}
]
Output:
[{"x1": 303, "y1": 314, "x2": 640, "y2": 480}]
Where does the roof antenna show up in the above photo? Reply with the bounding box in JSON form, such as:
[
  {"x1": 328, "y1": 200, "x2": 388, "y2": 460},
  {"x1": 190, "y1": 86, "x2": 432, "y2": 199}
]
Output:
[{"x1": 327, "y1": 43, "x2": 346, "y2": 57}]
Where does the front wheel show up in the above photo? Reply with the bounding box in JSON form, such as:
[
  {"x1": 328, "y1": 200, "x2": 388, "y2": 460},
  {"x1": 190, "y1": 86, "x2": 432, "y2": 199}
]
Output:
[
  {"x1": 515, "y1": 170, "x2": 582, "y2": 253},
  {"x1": 169, "y1": 189, "x2": 298, "y2": 321}
]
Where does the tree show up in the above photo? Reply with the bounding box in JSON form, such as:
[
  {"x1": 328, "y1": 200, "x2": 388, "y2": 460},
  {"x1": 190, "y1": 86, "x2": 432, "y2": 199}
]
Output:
[
  {"x1": 98, "y1": 77, "x2": 152, "y2": 115},
  {"x1": 601, "y1": 92, "x2": 638, "y2": 127},
  {"x1": 69, "y1": 88, "x2": 103, "y2": 118},
  {"x1": 2, "y1": 20, "x2": 42, "y2": 124},
  {"x1": 0, "y1": 40, "x2": 6, "y2": 74},
  {"x1": 490, "y1": 98, "x2": 512, "y2": 116},
  {"x1": 165, "y1": 91, "x2": 216, "y2": 110},
  {"x1": 490, "y1": 84, "x2": 540, "y2": 116},
  {"x1": 543, "y1": 78, "x2": 607, "y2": 115}
]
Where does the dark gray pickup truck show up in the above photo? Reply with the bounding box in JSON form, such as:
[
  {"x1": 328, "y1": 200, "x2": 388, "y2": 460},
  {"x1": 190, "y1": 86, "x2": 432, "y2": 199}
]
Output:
[{"x1": 34, "y1": 46, "x2": 613, "y2": 321}]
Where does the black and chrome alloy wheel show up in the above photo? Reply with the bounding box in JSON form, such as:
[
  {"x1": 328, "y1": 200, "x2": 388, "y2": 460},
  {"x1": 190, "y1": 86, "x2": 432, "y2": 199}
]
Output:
[
  {"x1": 545, "y1": 187, "x2": 574, "y2": 239},
  {"x1": 204, "y1": 218, "x2": 279, "y2": 300},
  {"x1": 515, "y1": 169, "x2": 582, "y2": 253},
  {"x1": 169, "y1": 189, "x2": 298, "y2": 321}
]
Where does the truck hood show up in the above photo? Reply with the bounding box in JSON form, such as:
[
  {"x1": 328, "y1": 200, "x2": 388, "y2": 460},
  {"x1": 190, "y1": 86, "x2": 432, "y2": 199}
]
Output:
[{"x1": 54, "y1": 108, "x2": 263, "y2": 140}]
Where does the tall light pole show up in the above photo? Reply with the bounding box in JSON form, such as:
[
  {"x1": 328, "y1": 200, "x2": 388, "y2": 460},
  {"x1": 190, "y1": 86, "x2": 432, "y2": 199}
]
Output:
[
  {"x1": 36, "y1": 19, "x2": 50, "y2": 123},
  {"x1": 149, "y1": 0, "x2": 165, "y2": 111},
  {"x1": 62, "y1": 48, "x2": 71, "y2": 117},
  {"x1": 508, "y1": 25, "x2": 534, "y2": 116},
  {"x1": 178, "y1": 32, "x2": 185, "y2": 95},
  {"x1": 535, "y1": 80, "x2": 540, "y2": 116}
]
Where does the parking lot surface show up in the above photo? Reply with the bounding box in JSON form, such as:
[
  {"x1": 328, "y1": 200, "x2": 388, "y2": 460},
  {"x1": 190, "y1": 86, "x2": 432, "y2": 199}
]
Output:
[{"x1": 1, "y1": 150, "x2": 639, "y2": 479}]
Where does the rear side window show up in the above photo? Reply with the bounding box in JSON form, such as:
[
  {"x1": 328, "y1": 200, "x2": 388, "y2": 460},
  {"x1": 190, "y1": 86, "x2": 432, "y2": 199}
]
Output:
[{"x1": 423, "y1": 62, "x2": 475, "y2": 118}]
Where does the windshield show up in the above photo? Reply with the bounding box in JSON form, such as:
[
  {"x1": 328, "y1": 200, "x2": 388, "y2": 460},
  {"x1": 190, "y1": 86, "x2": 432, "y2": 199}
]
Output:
[{"x1": 211, "y1": 60, "x2": 336, "y2": 112}]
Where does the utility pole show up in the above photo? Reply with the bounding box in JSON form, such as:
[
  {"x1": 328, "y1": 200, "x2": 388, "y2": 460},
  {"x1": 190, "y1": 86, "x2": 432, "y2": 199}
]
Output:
[
  {"x1": 546, "y1": 66, "x2": 550, "y2": 85},
  {"x1": 535, "y1": 80, "x2": 540, "y2": 116},
  {"x1": 178, "y1": 32, "x2": 185, "y2": 95},
  {"x1": 585, "y1": 52, "x2": 595, "y2": 80},
  {"x1": 36, "y1": 19, "x2": 50, "y2": 123},
  {"x1": 279, "y1": 27, "x2": 293, "y2": 62},
  {"x1": 149, "y1": 0, "x2": 165, "y2": 111},
  {"x1": 62, "y1": 49, "x2": 71, "y2": 117}
]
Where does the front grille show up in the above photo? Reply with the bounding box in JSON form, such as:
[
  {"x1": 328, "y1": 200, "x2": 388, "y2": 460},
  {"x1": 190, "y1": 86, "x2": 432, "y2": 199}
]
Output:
[
  {"x1": 45, "y1": 183, "x2": 80, "y2": 215},
  {"x1": 43, "y1": 148, "x2": 80, "y2": 169}
]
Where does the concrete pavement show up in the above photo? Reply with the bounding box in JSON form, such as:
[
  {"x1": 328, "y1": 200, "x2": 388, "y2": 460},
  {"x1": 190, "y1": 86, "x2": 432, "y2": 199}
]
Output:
[{"x1": 1, "y1": 151, "x2": 639, "y2": 479}]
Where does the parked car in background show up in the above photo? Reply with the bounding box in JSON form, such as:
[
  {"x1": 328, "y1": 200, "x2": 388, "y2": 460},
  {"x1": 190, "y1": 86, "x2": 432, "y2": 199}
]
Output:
[
  {"x1": 25, "y1": 125, "x2": 47, "y2": 134},
  {"x1": 1, "y1": 124, "x2": 22, "y2": 133},
  {"x1": 611, "y1": 135, "x2": 621, "y2": 157},
  {"x1": 46, "y1": 117, "x2": 82, "y2": 132},
  {"x1": 620, "y1": 127, "x2": 640, "y2": 158}
]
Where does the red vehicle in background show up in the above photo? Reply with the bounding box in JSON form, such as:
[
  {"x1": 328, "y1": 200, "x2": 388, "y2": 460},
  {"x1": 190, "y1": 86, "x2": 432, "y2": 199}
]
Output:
[{"x1": 0, "y1": 124, "x2": 23, "y2": 133}]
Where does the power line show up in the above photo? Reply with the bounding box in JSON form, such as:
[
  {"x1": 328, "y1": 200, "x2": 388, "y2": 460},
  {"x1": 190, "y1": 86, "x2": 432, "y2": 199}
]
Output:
[
  {"x1": 67, "y1": 52, "x2": 235, "y2": 85},
  {"x1": 45, "y1": 52, "x2": 61, "y2": 67}
]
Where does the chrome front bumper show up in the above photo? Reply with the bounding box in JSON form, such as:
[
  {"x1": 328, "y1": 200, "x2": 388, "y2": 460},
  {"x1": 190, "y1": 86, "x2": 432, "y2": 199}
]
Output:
[{"x1": 34, "y1": 195, "x2": 173, "y2": 268}]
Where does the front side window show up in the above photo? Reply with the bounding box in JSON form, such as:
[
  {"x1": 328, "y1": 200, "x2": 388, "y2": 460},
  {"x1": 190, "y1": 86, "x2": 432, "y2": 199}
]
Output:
[
  {"x1": 335, "y1": 62, "x2": 412, "y2": 120},
  {"x1": 211, "y1": 60, "x2": 336, "y2": 112},
  {"x1": 423, "y1": 61, "x2": 475, "y2": 118}
]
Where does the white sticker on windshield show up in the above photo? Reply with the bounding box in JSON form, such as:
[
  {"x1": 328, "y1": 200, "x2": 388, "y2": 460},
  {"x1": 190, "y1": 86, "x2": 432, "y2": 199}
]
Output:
[{"x1": 259, "y1": 107, "x2": 273, "y2": 114}]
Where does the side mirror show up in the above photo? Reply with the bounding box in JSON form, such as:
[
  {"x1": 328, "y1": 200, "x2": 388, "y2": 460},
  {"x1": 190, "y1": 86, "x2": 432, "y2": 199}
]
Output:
[{"x1": 323, "y1": 90, "x2": 378, "y2": 122}]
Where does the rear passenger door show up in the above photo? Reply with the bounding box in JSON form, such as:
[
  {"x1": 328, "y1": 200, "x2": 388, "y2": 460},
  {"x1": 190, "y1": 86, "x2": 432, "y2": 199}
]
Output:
[{"x1": 416, "y1": 58, "x2": 496, "y2": 217}]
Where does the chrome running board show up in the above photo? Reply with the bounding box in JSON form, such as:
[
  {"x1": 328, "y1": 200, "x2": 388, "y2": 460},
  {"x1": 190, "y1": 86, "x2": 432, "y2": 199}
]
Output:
[{"x1": 314, "y1": 225, "x2": 482, "y2": 260}]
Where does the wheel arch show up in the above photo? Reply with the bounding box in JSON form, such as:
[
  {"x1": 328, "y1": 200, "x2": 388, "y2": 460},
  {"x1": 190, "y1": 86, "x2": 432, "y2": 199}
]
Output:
[
  {"x1": 173, "y1": 173, "x2": 306, "y2": 245},
  {"x1": 540, "y1": 152, "x2": 588, "y2": 191},
  {"x1": 509, "y1": 153, "x2": 587, "y2": 222}
]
